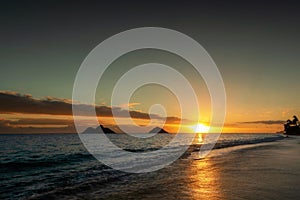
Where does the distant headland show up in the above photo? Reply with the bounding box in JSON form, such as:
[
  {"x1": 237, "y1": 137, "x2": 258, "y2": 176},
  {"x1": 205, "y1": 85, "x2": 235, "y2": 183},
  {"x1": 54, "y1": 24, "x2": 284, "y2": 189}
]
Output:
[
  {"x1": 81, "y1": 125, "x2": 169, "y2": 134},
  {"x1": 81, "y1": 125, "x2": 116, "y2": 134},
  {"x1": 149, "y1": 127, "x2": 169, "y2": 134}
]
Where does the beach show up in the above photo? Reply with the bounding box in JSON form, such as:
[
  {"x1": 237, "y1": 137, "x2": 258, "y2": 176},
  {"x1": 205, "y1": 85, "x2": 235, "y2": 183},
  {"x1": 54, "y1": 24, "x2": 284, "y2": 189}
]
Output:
[
  {"x1": 11, "y1": 135, "x2": 298, "y2": 200},
  {"x1": 81, "y1": 136, "x2": 300, "y2": 200},
  {"x1": 1, "y1": 1, "x2": 300, "y2": 199}
]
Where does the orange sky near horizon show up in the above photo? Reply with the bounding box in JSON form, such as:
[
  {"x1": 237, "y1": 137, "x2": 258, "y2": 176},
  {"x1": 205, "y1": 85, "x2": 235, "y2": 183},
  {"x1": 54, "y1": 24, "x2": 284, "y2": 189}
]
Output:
[
  {"x1": 1, "y1": 1, "x2": 300, "y2": 134},
  {"x1": 0, "y1": 29, "x2": 299, "y2": 134},
  {"x1": 0, "y1": 110, "x2": 286, "y2": 134}
]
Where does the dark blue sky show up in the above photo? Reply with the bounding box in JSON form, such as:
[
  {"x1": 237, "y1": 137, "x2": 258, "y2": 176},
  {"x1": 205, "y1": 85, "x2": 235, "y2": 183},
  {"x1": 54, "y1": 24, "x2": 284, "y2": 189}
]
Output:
[{"x1": 0, "y1": 0, "x2": 300, "y2": 124}]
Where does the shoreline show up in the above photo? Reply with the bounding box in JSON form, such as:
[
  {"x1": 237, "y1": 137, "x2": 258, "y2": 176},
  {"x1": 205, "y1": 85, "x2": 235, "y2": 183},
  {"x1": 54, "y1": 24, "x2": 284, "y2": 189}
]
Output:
[{"x1": 28, "y1": 136, "x2": 300, "y2": 200}]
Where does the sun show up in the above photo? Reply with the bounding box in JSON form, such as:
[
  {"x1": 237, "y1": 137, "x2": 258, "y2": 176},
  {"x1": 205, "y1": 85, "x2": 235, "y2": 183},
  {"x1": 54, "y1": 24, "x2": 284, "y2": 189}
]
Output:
[{"x1": 193, "y1": 123, "x2": 209, "y2": 133}]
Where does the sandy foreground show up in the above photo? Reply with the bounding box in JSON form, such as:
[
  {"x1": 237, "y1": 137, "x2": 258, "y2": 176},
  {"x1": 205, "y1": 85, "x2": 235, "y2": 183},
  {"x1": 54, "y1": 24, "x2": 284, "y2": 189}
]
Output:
[
  {"x1": 32, "y1": 136, "x2": 300, "y2": 200},
  {"x1": 195, "y1": 136, "x2": 300, "y2": 200}
]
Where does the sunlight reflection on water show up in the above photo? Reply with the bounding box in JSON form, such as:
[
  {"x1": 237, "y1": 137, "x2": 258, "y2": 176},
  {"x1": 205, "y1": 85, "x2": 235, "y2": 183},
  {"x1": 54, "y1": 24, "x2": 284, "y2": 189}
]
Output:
[{"x1": 186, "y1": 158, "x2": 223, "y2": 200}]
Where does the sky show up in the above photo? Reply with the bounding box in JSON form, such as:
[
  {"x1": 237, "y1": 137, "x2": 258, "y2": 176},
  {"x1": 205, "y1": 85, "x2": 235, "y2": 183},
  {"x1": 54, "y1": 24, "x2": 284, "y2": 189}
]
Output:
[{"x1": 0, "y1": 0, "x2": 300, "y2": 133}]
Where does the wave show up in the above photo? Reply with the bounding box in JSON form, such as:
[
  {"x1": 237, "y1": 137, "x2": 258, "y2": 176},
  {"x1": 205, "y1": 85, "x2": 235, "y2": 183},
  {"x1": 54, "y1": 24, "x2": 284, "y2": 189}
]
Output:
[
  {"x1": 213, "y1": 134, "x2": 284, "y2": 149},
  {"x1": 27, "y1": 134, "x2": 286, "y2": 199},
  {"x1": 2, "y1": 135, "x2": 284, "y2": 170},
  {"x1": 1, "y1": 153, "x2": 93, "y2": 171},
  {"x1": 1, "y1": 134, "x2": 286, "y2": 200},
  {"x1": 192, "y1": 134, "x2": 284, "y2": 151},
  {"x1": 105, "y1": 134, "x2": 285, "y2": 154}
]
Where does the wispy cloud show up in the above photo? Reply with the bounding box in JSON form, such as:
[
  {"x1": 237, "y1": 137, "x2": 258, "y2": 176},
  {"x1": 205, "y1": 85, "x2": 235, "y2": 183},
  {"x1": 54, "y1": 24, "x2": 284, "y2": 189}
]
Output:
[
  {"x1": 0, "y1": 118, "x2": 75, "y2": 133},
  {"x1": 239, "y1": 120, "x2": 285, "y2": 125},
  {"x1": 119, "y1": 102, "x2": 141, "y2": 109},
  {"x1": 8, "y1": 118, "x2": 74, "y2": 125}
]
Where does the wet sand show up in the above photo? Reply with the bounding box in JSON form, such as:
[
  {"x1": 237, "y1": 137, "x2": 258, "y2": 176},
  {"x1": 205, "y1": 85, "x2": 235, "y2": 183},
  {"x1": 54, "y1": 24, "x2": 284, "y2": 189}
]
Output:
[
  {"x1": 202, "y1": 136, "x2": 300, "y2": 200},
  {"x1": 32, "y1": 136, "x2": 300, "y2": 200}
]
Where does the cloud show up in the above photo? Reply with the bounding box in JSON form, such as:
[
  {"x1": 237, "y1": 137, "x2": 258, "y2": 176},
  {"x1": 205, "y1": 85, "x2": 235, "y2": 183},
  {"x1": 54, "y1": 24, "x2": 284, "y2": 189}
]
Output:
[
  {"x1": 239, "y1": 120, "x2": 285, "y2": 125},
  {"x1": 9, "y1": 118, "x2": 74, "y2": 125},
  {"x1": 165, "y1": 116, "x2": 182, "y2": 124},
  {"x1": 0, "y1": 118, "x2": 75, "y2": 133},
  {"x1": 119, "y1": 102, "x2": 141, "y2": 109},
  {"x1": 0, "y1": 91, "x2": 183, "y2": 123},
  {"x1": 44, "y1": 96, "x2": 73, "y2": 104},
  {"x1": 0, "y1": 91, "x2": 73, "y2": 115}
]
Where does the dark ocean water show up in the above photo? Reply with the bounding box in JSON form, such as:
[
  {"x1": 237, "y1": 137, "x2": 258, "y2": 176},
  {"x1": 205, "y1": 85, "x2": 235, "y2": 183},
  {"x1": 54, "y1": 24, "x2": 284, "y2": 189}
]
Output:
[{"x1": 0, "y1": 133, "x2": 284, "y2": 199}]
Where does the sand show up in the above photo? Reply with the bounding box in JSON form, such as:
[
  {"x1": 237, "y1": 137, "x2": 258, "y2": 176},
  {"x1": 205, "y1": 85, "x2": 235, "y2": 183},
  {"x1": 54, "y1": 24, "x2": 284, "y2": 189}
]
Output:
[
  {"x1": 30, "y1": 136, "x2": 300, "y2": 200},
  {"x1": 101, "y1": 136, "x2": 300, "y2": 200}
]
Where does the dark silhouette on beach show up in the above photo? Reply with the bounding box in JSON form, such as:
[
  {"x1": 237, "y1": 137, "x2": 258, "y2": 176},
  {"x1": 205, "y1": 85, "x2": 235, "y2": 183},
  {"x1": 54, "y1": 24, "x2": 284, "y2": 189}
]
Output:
[
  {"x1": 284, "y1": 115, "x2": 300, "y2": 135},
  {"x1": 292, "y1": 115, "x2": 299, "y2": 125}
]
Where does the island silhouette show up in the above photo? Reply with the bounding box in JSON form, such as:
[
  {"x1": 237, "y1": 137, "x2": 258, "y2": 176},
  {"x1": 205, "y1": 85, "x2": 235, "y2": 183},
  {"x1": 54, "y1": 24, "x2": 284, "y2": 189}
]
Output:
[
  {"x1": 81, "y1": 125, "x2": 116, "y2": 134},
  {"x1": 149, "y1": 127, "x2": 169, "y2": 134},
  {"x1": 81, "y1": 125, "x2": 169, "y2": 134}
]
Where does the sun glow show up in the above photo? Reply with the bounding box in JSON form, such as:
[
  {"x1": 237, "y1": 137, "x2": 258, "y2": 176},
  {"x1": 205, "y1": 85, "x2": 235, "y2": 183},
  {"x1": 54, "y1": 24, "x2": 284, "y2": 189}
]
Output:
[{"x1": 193, "y1": 123, "x2": 209, "y2": 133}]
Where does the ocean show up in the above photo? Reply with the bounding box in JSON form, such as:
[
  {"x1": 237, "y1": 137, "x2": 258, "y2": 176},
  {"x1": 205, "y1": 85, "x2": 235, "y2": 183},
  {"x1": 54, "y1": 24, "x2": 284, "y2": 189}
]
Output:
[{"x1": 0, "y1": 133, "x2": 284, "y2": 199}]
